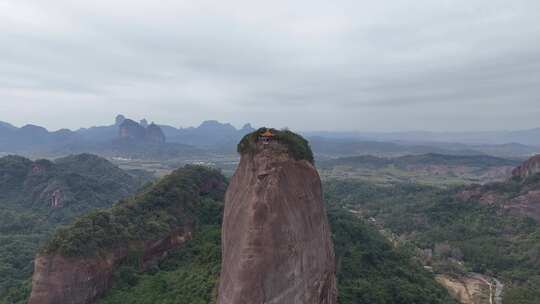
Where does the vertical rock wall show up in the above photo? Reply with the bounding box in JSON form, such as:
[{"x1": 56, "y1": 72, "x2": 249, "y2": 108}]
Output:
[{"x1": 218, "y1": 141, "x2": 337, "y2": 304}]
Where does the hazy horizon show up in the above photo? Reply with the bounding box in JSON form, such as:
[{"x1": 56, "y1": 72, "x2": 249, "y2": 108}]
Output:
[
  {"x1": 2, "y1": 114, "x2": 540, "y2": 135},
  {"x1": 1, "y1": 1, "x2": 539, "y2": 132}
]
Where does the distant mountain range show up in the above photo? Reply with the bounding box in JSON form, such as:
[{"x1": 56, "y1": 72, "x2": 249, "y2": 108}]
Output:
[
  {"x1": 75, "y1": 114, "x2": 256, "y2": 147},
  {"x1": 0, "y1": 115, "x2": 255, "y2": 159},
  {"x1": 308, "y1": 136, "x2": 540, "y2": 159},
  {"x1": 1, "y1": 115, "x2": 539, "y2": 159},
  {"x1": 305, "y1": 128, "x2": 540, "y2": 146}
]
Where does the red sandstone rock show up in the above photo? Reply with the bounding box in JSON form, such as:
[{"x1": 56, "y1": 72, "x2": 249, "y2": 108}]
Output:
[
  {"x1": 28, "y1": 229, "x2": 192, "y2": 304},
  {"x1": 118, "y1": 119, "x2": 166, "y2": 143},
  {"x1": 457, "y1": 155, "x2": 540, "y2": 222},
  {"x1": 28, "y1": 249, "x2": 126, "y2": 304},
  {"x1": 217, "y1": 142, "x2": 337, "y2": 304},
  {"x1": 504, "y1": 191, "x2": 540, "y2": 222},
  {"x1": 145, "y1": 123, "x2": 166, "y2": 143},
  {"x1": 512, "y1": 154, "x2": 540, "y2": 180}
]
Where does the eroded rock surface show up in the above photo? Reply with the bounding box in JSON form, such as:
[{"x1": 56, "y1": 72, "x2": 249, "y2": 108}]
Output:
[
  {"x1": 457, "y1": 155, "x2": 540, "y2": 222},
  {"x1": 512, "y1": 154, "x2": 540, "y2": 179},
  {"x1": 218, "y1": 139, "x2": 337, "y2": 304},
  {"x1": 27, "y1": 165, "x2": 226, "y2": 304},
  {"x1": 28, "y1": 229, "x2": 192, "y2": 304},
  {"x1": 118, "y1": 119, "x2": 166, "y2": 143},
  {"x1": 28, "y1": 250, "x2": 127, "y2": 304}
]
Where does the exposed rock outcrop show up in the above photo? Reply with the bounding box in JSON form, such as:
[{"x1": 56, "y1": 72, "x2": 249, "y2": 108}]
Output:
[
  {"x1": 118, "y1": 119, "x2": 166, "y2": 143},
  {"x1": 457, "y1": 154, "x2": 540, "y2": 222},
  {"x1": 28, "y1": 166, "x2": 226, "y2": 304},
  {"x1": 29, "y1": 251, "x2": 125, "y2": 304},
  {"x1": 139, "y1": 118, "x2": 149, "y2": 128},
  {"x1": 512, "y1": 154, "x2": 540, "y2": 180},
  {"x1": 218, "y1": 128, "x2": 337, "y2": 304},
  {"x1": 28, "y1": 229, "x2": 192, "y2": 304},
  {"x1": 118, "y1": 119, "x2": 146, "y2": 141},
  {"x1": 115, "y1": 114, "x2": 126, "y2": 126},
  {"x1": 503, "y1": 190, "x2": 540, "y2": 222},
  {"x1": 436, "y1": 273, "x2": 499, "y2": 304},
  {"x1": 146, "y1": 123, "x2": 166, "y2": 143}
]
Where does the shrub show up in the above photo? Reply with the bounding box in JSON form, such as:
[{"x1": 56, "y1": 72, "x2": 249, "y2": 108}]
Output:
[{"x1": 237, "y1": 128, "x2": 314, "y2": 163}]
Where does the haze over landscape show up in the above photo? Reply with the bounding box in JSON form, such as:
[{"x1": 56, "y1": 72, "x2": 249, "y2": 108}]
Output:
[{"x1": 2, "y1": 1, "x2": 540, "y2": 304}]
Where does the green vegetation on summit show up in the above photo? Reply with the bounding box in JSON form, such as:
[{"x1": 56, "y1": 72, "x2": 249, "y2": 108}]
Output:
[{"x1": 237, "y1": 128, "x2": 314, "y2": 163}]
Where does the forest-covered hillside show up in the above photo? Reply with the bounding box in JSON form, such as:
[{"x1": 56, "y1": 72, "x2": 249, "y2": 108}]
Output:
[
  {"x1": 323, "y1": 175, "x2": 540, "y2": 304},
  {"x1": 5, "y1": 162, "x2": 455, "y2": 304},
  {"x1": 318, "y1": 153, "x2": 519, "y2": 185},
  {"x1": 6, "y1": 153, "x2": 539, "y2": 303},
  {"x1": 96, "y1": 202, "x2": 454, "y2": 304},
  {"x1": 0, "y1": 154, "x2": 151, "y2": 301}
]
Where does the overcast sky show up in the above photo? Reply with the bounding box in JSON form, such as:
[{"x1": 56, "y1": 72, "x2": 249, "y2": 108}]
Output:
[{"x1": 1, "y1": 0, "x2": 539, "y2": 132}]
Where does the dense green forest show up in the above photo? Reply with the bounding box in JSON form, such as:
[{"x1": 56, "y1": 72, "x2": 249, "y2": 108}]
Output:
[
  {"x1": 43, "y1": 165, "x2": 226, "y2": 257},
  {"x1": 323, "y1": 178, "x2": 540, "y2": 304},
  {"x1": 3, "y1": 159, "x2": 453, "y2": 304},
  {"x1": 0, "y1": 154, "x2": 150, "y2": 301},
  {"x1": 319, "y1": 153, "x2": 519, "y2": 169},
  {"x1": 317, "y1": 153, "x2": 519, "y2": 186},
  {"x1": 2, "y1": 165, "x2": 226, "y2": 304},
  {"x1": 5, "y1": 152, "x2": 538, "y2": 303},
  {"x1": 98, "y1": 203, "x2": 454, "y2": 304}
]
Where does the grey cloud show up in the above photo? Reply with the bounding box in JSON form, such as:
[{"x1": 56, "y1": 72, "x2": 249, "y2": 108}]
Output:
[{"x1": 0, "y1": 0, "x2": 539, "y2": 131}]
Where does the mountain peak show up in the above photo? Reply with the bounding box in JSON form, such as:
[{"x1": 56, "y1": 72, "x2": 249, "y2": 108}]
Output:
[
  {"x1": 237, "y1": 128, "x2": 314, "y2": 163},
  {"x1": 198, "y1": 120, "x2": 236, "y2": 130},
  {"x1": 218, "y1": 132, "x2": 336, "y2": 303},
  {"x1": 240, "y1": 123, "x2": 254, "y2": 132},
  {"x1": 118, "y1": 119, "x2": 165, "y2": 143},
  {"x1": 115, "y1": 114, "x2": 126, "y2": 126},
  {"x1": 114, "y1": 114, "x2": 126, "y2": 126},
  {"x1": 139, "y1": 119, "x2": 148, "y2": 128}
]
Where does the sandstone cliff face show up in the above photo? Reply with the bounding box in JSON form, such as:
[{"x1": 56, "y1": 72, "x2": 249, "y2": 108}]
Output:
[
  {"x1": 218, "y1": 141, "x2": 337, "y2": 304},
  {"x1": 119, "y1": 119, "x2": 146, "y2": 140},
  {"x1": 512, "y1": 154, "x2": 540, "y2": 180},
  {"x1": 29, "y1": 249, "x2": 127, "y2": 304},
  {"x1": 146, "y1": 123, "x2": 166, "y2": 143},
  {"x1": 118, "y1": 119, "x2": 165, "y2": 143},
  {"x1": 457, "y1": 155, "x2": 540, "y2": 222},
  {"x1": 28, "y1": 166, "x2": 226, "y2": 304},
  {"x1": 28, "y1": 229, "x2": 192, "y2": 304},
  {"x1": 504, "y1": 191, "x2": 540, "y2": 222}
]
